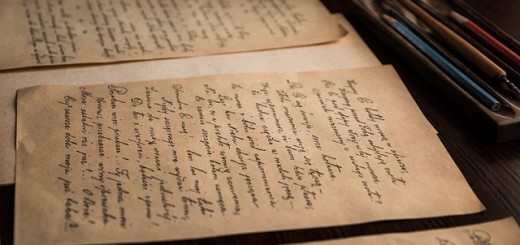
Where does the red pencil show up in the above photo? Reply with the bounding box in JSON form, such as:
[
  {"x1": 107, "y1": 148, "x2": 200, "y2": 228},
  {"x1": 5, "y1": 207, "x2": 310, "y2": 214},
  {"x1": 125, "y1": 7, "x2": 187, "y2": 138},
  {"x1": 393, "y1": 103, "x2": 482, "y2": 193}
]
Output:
[{"x1": 450, "y1": 11, "x2": 520, "y2": 68}]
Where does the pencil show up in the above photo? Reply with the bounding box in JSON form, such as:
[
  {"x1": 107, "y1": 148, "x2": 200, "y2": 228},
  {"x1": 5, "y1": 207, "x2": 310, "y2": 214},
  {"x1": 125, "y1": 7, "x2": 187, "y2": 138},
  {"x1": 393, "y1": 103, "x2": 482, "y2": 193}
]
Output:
[
  {"x1": 379, "y1": 1, "x2": 503, "y2": 100},
  {"x1": 398, "y1": 0, "x2": 520, "y2": 94},
  {"x1": 450, "y1": 11, "x2": 520, "y2": 69},
  {"x1": 382, "y1": 15, "x2": 501, "y2": 111}
]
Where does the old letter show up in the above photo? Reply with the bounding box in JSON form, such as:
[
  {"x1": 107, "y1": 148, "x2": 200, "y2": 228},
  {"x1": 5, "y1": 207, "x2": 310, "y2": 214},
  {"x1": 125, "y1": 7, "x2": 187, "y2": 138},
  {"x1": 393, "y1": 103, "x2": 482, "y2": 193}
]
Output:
[
  {"x1": 0, "y1": 0, "x2": 343, "y2": 70},
  {"x1": 0, "y1": 15, "x2": 379, "y2": 186},
  {"x1": 15, "y1": 66, "x2": 483, "y2": 244},
  {"x1": 297, "y1": 218, "x2": 520, "y2": 244}
]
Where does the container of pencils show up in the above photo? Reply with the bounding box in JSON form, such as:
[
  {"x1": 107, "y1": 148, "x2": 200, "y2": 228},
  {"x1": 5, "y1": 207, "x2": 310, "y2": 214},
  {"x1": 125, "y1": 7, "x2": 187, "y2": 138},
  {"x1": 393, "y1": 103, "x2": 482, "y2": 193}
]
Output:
[{"x1": 346, "y1": 0, "x2": 520, "y2": 142}]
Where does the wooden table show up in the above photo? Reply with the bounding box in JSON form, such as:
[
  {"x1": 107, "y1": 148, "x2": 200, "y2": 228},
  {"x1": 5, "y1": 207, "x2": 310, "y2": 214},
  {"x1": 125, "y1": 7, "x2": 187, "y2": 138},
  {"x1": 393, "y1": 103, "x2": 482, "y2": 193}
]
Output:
[{"x1": 1, "y1": 0, "x2": 519, "y2": 244}]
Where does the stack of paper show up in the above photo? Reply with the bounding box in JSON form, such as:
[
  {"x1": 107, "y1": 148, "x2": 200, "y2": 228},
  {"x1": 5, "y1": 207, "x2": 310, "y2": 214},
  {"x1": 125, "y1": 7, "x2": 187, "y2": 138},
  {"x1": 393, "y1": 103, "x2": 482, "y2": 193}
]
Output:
[{"x1": 1, "y1": 0, "x2": 518, "y2": 244}]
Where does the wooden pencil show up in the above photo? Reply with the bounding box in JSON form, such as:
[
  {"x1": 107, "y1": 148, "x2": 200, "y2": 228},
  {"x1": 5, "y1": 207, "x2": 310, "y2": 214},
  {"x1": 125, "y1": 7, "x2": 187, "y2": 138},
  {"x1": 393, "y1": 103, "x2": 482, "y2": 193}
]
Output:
[
  {"x1": 450, "y1": 11, "x2": 520, "y2": 69},
  {"x1": 398, "y1": 0, "x2": 519, "y2": 94}
]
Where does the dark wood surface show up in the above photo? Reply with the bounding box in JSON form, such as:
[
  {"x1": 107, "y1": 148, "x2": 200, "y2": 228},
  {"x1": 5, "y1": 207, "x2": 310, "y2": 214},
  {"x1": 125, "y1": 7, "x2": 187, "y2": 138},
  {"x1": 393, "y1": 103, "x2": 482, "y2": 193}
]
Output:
[{"x1": 1, "y1": 0, "x2": 519, "y2": 244}]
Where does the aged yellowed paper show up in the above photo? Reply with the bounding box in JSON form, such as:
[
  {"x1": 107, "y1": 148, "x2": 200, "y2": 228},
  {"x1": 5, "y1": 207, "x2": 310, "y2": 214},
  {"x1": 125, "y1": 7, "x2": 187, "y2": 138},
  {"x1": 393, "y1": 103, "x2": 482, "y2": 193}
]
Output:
[
  {"x1": 0, "y1": 0, "x2": 344, "y2": 70},
  {"x1": 15, "y1": 66, "x2": 482, "y2": 244},
  {"x1": 0, "y1": 15, "x2": 379, "y2": 186},
  {"x1": 297, "y1": 218, "x2": 520, "y2": 245}
]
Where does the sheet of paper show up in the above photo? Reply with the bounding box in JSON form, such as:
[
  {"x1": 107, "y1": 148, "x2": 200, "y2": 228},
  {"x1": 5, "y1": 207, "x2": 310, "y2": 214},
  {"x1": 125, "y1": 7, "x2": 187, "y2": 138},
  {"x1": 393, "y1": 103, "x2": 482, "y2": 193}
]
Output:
[
  {"x1": 15, "y1": 66, "x2": 483, "y2": 245},
  {"x1": 0, "y1": 15, "x2": 380, "y2": 186},
  {"x1": 0, "y1": 0, "x2": 344, "y2": 70},
  {"x1": 296, "y1": 218, "x2": 520, "y2": 245}
]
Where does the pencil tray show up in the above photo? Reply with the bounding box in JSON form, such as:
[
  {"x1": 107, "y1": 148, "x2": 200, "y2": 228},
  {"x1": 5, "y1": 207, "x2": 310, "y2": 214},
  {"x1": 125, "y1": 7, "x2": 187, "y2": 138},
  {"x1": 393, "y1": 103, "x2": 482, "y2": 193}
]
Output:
[{"x1": 344, "y1": 0, "x2": 520, "y2": 143}]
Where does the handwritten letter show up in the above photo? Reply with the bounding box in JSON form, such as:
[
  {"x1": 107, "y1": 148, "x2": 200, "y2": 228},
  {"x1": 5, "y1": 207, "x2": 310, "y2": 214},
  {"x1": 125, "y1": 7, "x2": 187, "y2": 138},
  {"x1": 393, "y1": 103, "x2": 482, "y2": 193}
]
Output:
[
  {"x1": 0, "y1": 0, "x2": 343, "y2": 70},
  {"x1": 15, "y1": 66, "x2": 483, "y2": 244},
  {"x1": 0, "y1": 15, "x2": 379, "y2": 186}
]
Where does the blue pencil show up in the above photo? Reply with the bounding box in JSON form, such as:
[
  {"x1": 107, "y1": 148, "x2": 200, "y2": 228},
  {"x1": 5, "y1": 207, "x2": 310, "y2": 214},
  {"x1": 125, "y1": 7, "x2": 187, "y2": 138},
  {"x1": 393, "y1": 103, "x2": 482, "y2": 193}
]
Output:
[{"x1": 382, "y1": 15, "x2": 501, "y2": 111}]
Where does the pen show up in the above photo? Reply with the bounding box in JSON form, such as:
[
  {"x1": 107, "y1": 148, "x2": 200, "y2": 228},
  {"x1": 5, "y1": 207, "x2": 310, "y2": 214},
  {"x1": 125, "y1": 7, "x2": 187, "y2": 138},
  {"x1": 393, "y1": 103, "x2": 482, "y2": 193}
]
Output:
[
  {"x1": 450, "y1": 11, "x2": 520, "y2": 69},
  {"x1": 382, "y1": 15, "x2": 501, "y2": 111},
  {"x1": 379, "y1": 0, "x2": 502, "y2": 100},
  {"x1": 448, "y1": 0, "x2": 520, "y2": 55},
  {"x1": 398, "y1": 0, "x2": 520, "y2": 94}
]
